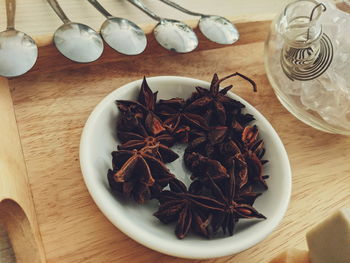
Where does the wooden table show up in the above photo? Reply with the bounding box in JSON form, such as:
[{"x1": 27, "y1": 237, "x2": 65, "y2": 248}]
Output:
[{"x1": 0, "y1": 0, "x2": 348, "y2": 263}]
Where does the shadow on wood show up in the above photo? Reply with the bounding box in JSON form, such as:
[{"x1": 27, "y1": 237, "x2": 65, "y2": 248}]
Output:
[{"x1": 0, "y1": 199, "x2": 40, "y2": 263}]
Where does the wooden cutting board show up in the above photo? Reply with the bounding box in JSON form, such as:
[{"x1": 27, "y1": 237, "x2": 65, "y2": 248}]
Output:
[{"x1": 0, "y1": 17, "x2": 350, "y2": 263}]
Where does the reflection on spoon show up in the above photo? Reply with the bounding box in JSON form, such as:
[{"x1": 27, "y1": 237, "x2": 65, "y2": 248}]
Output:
[
  {"x1": 127, "y1": 0, "x2": 198, "y2": 53},
  {"x1": 53, "y1": 23, "x2": 104, "y2": 63},
  {"x1": 0, "y1": 0, "x2": 38, "y2": 77},
  {"x1": 47, "y1": 0, "x2": 103, "y2": 63},
  {"x1": 198, "y1": 15, "x2": 239, "y2": 45},
  {"x1": 154, "y1": 19, "x2": 198, "y2": 53},
  {"x1": 159, "y1": 0, "x2": 239, "y2": 45},
  {"x1": 88, "y1": 0, "x2": 147, "y2": 55}
]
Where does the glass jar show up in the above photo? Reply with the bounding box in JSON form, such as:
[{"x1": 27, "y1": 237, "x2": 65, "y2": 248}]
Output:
[{"x1": 265, "y1": 0, "x2": 350, "y2": 134}]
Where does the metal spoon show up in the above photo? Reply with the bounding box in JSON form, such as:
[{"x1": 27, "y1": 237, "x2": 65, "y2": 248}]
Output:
[
  {"x1": 47, "y1": 0, "x2": 104, "y2": 63},
  {"x1": 0, "y1": 0, "x2": 38, "y2": 77},
  {"x1": 87, "y1": 0, "x2": 146, "y2": 55},
  {"x1": 159, "y1": 0, "x2": 239, "y2": 45},
  {"x1": 126, "y1": 0, "x2": 198, "y2": 53}
]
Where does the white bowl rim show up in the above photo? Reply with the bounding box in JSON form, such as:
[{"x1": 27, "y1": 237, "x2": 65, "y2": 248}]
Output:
[{"x1": 80, "y1": 76, "x2": 292, "y2": 259}]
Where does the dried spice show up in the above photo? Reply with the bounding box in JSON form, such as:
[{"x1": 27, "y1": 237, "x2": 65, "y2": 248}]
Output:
[
  {"x1": 107, "y1": 72, "x2": 269, "y2": 239},
  {"x1": 117, "y1": 77, "x2": 165, "y2": 136},
  {"x1": 108, "y1": 146, "x2": 175, "y2": 203},
  {"x1": 207, "y1": 170, "x2": 266, "y2": 236},
  {"x1": 187, "y1": 126, "x2": 227, "y2": 158},
  {"x1": 154, "y1": 179, "x2": 219, "y2": 239},
  {"x1": 156, "y1": 97, "x2": 208, "y2": 142},
  {"x1": 117, "y1": 126, "x2": 178, "y2": 163},
  {"x1": 186, "y1": 73, "x2": 256, "y2": 126}
]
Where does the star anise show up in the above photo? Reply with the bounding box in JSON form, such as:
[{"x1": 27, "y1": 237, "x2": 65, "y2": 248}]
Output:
[
  {"x1": 116, "y1": 100, "x2": 147, "y2": 134},
  {"x1": 225, "y1": 120, "x2": 245, "y2": 143},
  {"x1": 206, "y1": 167, "x2": 266, "y2": 236},
  {"x1": 236, "y1": 185, "x2": 262, "y2": 206},
  {"x1": 154, "y1": 178, "x2": 223, "y2": 239},
  {"x1": 117, "y1": 126, "x2": 178, "y2": 163},
  {"x1": 186, "y1": 73, "x2": 257, "y2": 126},
  {"x1": 108, "y1": 146, "x2": 174, "y2": 203},
  {"x1": 242, "y1": 125, "x2": 259, "y2": 149},
  {"x1": 117, "y1": 77, "x2": 166, "y2": 136},
  {"x1": 184, "y1": 152, "x2": 228, "y2": 182},
  {"x1": 240, "y1": 126, "x2": 269, "y2": 189},
  {"x1": 216, "y1": 140, "x2": 249, "y2": 188},
  {"x1": 245, "y1": 150, "x2": 268, "y2": 189},
  {"x1": 225, "y1": 100, "x2": 255, "y2": 128},
  {"x1": 173, "y1": 125, "x2": 191, "y2": 143},
  {"x1": 156, "y1": 97, "x2": 208, "y2": 141},
  {"x1": 217, "y1": 138, "x2": 242, "y2": 162},
  {"x1": 139, "y1": 77, "x2": 168, "y2": 135},
  {"x1": 108, "y1": 73, "x2": 269, "y2": 239},
  {"x1": 188, "y1": 126, "x2": 227, "y2": 158}
]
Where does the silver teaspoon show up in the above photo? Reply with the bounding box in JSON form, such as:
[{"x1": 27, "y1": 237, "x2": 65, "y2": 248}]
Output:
[
  {"x1": 0, "y1": 0, "x2": 38, "y2": 77},
  {"x1": 159, "y1": 0, "x2": 239, "y2": 45},
  {"x1": 47, "y1": 0, "x2": 104, "y2": 63},
  {"x1": 87, "y1": 0, "x2": 146, "y2": 55},
  {"x1": 126, "y1": 0, "x2": 198, "y2": 53}
]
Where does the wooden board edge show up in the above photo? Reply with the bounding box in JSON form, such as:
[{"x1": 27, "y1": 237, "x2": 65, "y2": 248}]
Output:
[{"x1": 0, "y1": 78, "x2": 46, "y2": 262}]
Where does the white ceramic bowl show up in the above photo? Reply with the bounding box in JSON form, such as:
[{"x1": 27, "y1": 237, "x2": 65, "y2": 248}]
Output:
[{"x1": 80, "y1": 76, "x2": 291, "y2": 259}]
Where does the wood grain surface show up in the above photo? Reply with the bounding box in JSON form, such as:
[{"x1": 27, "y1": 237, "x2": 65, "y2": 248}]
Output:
[
  {"x1": 0, "y1": 78, "x2": 45, "y2": 262},
  {"x1": 0, "y1": 0, "x2": 293, "y2": 260},
  {"x1": 0, "y1": 225, "x2": 15, "y2": 263},
  {"x1": 1, "y1": 14, "x2": 349, "y2": 263},
  {"x1": 0, "y1": 1, "x2": 349, "y2": 262}
]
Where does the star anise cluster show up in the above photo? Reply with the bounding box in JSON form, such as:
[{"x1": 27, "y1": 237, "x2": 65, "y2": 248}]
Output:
[
  {"x1": 107, "y1": 77, "x2": 179, "y2": 203},
  {"x1": 107, "y1": 73, "x2": 269, "y2": 239}
]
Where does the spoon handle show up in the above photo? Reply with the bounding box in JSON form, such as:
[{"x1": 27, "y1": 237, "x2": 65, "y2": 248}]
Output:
[
  {"x1": 159, "y1": 0, "x2": 203, "y2": 17},
  {"x1": 47, "y1": 0, "x2": 70, "y2": 24},
  {"x1": 87, "y1": 0, "x2": 113, "y2": 18},
  {"x1": 6, "y1": 0, "x2": 16, "y2": 30},
  {"x1": 126, "y1": 0, "x2": 162, "y2": 22}
]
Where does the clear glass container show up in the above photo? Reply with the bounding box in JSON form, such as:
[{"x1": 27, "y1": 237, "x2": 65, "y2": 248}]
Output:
[{"x1": 265, "y1": 0, "x2": 350, "y2": 134}]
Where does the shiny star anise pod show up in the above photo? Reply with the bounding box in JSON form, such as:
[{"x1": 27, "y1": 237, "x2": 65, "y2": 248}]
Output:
[
  {"x1": 117, "y1": 125, "x2": 178, "y2": 163},
  {"x1": 207, "y1": 168, "x2": 266, "y2": 236},
  {"x1": 242, "y1": 125, "x2": 259, "y2": 149},
  {"x1": 116, "y1": 100, "x2": 147, "y2": 134},
  {"x1": 217, "y1": 138, "x2": 242, "y2": 162},
  {"x1": 184, "y1": 152, "x2": 228, "y2": 182},
  {"x1": 154, "y1": 179, "x2": 223, "y2": 239},
  {"x1": 117, "y1": 77, "x2": 166, "y2": 136},
  {"x1": 224, "y1": 100, "x2": 255, "y2": 128},
  {"x1": 108, "y1": 146, "x2": 174, "y2": 203},
  {"x1": 240, "y1": 125, "x2": 269, "y2": 189},
  {"x1": 236, "y1": 185, "x2": 262, "y2": 206},
  {"x1": 216, "y1": 140, "x2": 249, "y2": 188},
  {"x1": 156, "y1": 97, "x2": 209, "y2": 141},
  {"x1": 186, "y1": 73, "x2": 257, "y2": 126},
  {"x1": 242, "y1": 126, "x2": 267, "y2": 162},
  {"x1": 245, "y1": 150, "x2": 268, "y2": 189},
  {"x1": 226, "y1": 119, "x2": 245, "y2": 142},
  {"x1": 138, "y1": 77, "x2": 166, "y2": 135},
  {"x1": 188, "y1": 126, "x2": 227, "y2": 158},
  {"x1": 173, "y1": 125, "x2": 190, "y2": 143}
]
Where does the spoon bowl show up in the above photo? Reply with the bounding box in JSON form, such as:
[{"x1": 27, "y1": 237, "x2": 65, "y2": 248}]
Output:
[
  {"x1": 154, "y1": 19, "x2": 198, "y2": 53},
  {"x1": 0, "y1": 30, "x2": 38, "y2": 77},
  {"x1": 127, "y1": 0, "x2": 198, "y2": 53},
  {"x1": 100, "y1": 17, "x2": 147, "y2": 55},
  {"x1": 199, "y1": 15, "x2": 239, "y2": 45},
  {"x1": 159, "y1": 0, "x2": 239, "y2": 45},
  {"x1": 53, "y1": 22, "x2": 104, "y2": 63}
]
